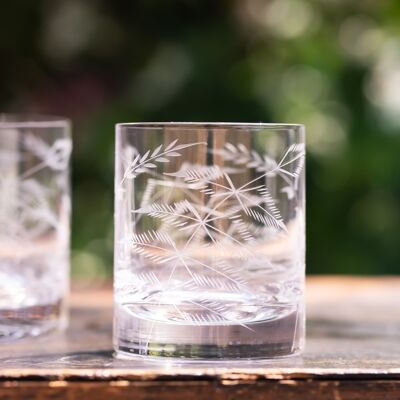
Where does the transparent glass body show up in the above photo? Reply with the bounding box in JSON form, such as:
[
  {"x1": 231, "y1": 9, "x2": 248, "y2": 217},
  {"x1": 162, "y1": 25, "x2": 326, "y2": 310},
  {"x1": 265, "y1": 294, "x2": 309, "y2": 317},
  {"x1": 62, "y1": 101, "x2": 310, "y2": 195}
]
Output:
[
  {"x1": 114, "y1": 123, "x2": 305, "y2": 360},
  {"x1": 0, "y1": 115, "x2": 71, "y2": 341}
]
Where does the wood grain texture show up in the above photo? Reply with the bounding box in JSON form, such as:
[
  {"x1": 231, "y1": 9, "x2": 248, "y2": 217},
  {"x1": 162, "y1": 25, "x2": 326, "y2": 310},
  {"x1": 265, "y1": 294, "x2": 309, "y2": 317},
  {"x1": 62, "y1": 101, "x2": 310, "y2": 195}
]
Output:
[
  {"x1": 2, "y1": 380, "x2": 400, "y2": 400},
  {"x1": 1, "y1": 276, "x2": 400, "y2": 399}
]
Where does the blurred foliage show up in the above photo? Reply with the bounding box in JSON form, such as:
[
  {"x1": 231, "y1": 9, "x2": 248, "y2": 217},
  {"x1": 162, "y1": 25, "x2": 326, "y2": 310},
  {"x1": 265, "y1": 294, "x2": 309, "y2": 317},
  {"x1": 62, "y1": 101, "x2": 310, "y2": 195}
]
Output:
[{"x1": 0, "y1": 0, "x2": 400, "y2": 277}]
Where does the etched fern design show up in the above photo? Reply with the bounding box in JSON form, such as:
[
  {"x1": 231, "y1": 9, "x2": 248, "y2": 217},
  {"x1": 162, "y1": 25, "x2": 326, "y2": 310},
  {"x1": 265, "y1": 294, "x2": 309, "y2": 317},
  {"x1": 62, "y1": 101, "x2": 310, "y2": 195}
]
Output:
[
  {"x1": 216, "y1": 142, "x2": 305, "y2": 199},
  {"x1": 0, "y1": 135, "x2": 71, "y2": 242},
  {"x1": 118, "y1": 138, "x2": 305, "y2": 327},
  {"x1": 23, "y1": 134, "x2": 72, "y2": 177},
  {"x1": 121, "y1": 139, "x2": 207, "y2": 181}
]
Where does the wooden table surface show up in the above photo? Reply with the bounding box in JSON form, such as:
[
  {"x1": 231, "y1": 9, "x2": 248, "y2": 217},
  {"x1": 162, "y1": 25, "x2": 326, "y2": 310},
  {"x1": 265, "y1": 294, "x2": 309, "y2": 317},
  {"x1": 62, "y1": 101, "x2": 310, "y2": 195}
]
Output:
[{"x1": 1, "y1": 276, "x2": 400, "y2": 400}]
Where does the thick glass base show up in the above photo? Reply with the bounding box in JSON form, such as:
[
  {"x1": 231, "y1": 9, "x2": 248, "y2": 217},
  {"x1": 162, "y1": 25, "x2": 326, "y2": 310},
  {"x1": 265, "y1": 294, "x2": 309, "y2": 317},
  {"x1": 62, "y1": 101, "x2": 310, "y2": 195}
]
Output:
[
  {"x1": 114, "y1": 303, "x2": 304, "y2": 361},
  {"x1": 115, "y1": 341, "x2": 302, "y2": 361},
  {"x1": 0, "y1": 300, "x2": 65, "y2": 342}
]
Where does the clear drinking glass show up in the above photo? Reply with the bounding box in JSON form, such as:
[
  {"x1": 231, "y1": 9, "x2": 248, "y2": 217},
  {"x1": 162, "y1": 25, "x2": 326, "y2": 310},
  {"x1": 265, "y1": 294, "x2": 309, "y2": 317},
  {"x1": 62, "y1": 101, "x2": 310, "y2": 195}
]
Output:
[
  {"x1": 0, "y1": 115, "x2": 72, "y2": 340},
  {"x1": 114, "y1": 123, "x2": 305, "y2": 360}
]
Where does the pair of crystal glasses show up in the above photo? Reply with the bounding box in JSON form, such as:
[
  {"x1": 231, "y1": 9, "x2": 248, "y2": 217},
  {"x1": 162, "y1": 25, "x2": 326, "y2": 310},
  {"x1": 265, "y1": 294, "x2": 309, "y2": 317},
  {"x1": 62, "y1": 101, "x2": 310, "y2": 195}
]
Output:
[{"x1": 0, "y1": 115, "x2": 305, "y2": 361}]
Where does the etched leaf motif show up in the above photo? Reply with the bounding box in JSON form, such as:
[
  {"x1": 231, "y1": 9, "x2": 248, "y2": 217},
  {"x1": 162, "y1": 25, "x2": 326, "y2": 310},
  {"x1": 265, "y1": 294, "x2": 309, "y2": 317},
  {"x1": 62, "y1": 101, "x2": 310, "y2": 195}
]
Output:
[
  {"x1": 0, "y1": 128, "x2": 71, "y2": 257},
  {"x1": 23, "y1": 134, "x2": 49, "y2": 160},
  {"x1": 165, "y1": 138, "x2": 178, "y2": 150},
  {"x1": 182, "y1": 274, "x2": 243, "y2": 293},
  {"x1": 23, "y1": 135, "x2": 72, "y2": 173},
  {"x1": 134, "y1": 201, "x2": 197, "y2": 230},
  {"x1": 123, "y1": 140, "x2": 304, "y2": 327},
  {"x1": 216, "y1": 141, "x2": 305, "y2": 178},
  {"x1": 46, "y1": 139, "x2": 72, "y2": 170},
  {"x1": 165, "y1": 165, "x2": 224, "y2": 184},
  {"x1": 122, "y1": 139, "x2": 207, "y2": 181},
  {"x1": 151, "y1": 144, "x2": 163, "y2": 157},
  {"x1": 0, "y1": 176, "x2": 61, "y2": 241},
  {"x1": 130, "y1": 229, "x2": 248, "y2": 285},
  {"x1": 140, "y1": 150, "x2": 150, "y2": 162},
  {"x1": 155, "y1": 157, "x2": 169, "y2": 163},
  {"x1": 143, "y1": 163, "x2": 157, "y2": 168}
]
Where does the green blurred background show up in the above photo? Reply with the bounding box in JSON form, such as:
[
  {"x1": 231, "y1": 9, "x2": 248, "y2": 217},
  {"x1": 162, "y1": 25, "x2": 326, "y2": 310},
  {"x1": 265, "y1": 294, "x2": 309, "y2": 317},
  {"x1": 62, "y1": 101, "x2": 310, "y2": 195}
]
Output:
[{"x1": 1, "y1": 0, "x2": 399, "y2": 279}]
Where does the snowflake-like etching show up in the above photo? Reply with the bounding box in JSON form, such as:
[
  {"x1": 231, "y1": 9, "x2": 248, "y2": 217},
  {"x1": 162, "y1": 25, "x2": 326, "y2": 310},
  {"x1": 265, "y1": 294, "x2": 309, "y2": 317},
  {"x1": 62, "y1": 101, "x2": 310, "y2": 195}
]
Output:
[{"x1": 117, "y1": 139, "x2": 304, "y2": 327}]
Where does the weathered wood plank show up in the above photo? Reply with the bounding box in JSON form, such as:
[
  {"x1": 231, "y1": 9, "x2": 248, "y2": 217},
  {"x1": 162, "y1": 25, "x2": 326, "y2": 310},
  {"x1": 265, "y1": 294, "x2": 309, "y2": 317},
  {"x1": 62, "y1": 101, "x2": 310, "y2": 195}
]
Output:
[
  {"x1": 0, "y1": 277, "x2": 399, "y2": 398},
  {"x1": 1, "y1": 380, "x2": 400, "y2": 400}
]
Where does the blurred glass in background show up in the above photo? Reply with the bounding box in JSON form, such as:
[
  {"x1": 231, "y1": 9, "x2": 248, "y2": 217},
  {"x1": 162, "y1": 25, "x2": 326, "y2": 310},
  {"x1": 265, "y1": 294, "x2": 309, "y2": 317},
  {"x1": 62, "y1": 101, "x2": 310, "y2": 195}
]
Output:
[{"x1": 0, "y1": 0, "x2": 399, "y2": 281}]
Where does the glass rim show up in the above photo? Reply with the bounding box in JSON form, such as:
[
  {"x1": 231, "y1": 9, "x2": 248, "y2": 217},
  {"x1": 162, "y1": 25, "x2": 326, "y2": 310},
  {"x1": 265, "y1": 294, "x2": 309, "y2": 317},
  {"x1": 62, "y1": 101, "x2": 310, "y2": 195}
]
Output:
[
  {"x1": 116, "y1": 122, "x2": 304, "y2": 130},
  {"x1": 0, "y1": 114, "x2": 70, "y2": 129}
]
